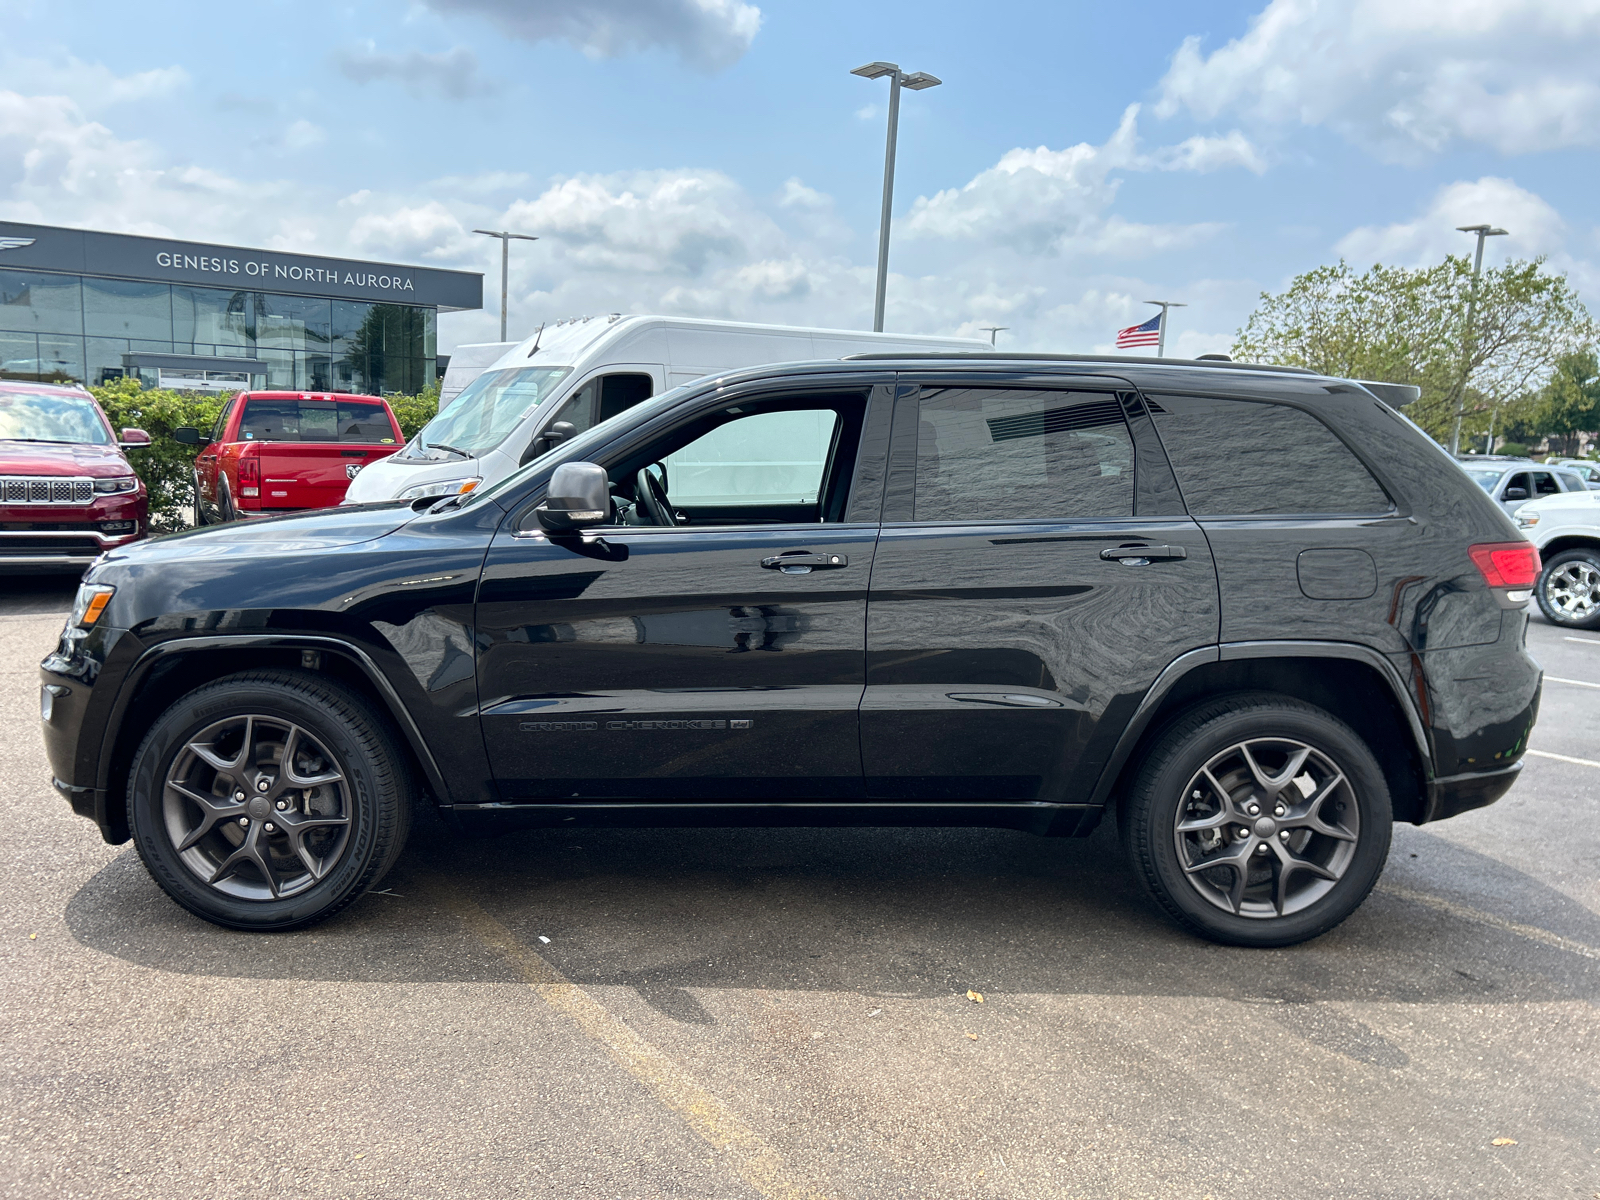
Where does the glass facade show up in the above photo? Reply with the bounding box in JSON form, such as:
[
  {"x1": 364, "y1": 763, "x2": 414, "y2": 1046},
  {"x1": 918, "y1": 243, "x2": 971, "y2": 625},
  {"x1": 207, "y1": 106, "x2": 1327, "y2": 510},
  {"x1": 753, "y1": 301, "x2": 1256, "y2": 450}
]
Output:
[{"x1": 0, "y1": 268, "x2": 438, "y2": 394}]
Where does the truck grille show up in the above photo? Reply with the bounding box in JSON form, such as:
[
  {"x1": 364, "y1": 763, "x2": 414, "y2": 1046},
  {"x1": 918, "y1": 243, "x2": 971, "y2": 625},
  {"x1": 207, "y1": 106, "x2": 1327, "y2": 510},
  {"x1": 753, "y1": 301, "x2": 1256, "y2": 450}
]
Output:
[
  {"x1": 0, "y1": 477, "x2": 95, "y2": 506},
  {"x1": 0, "y1": 536, "x2": 102, "y2": 555}
]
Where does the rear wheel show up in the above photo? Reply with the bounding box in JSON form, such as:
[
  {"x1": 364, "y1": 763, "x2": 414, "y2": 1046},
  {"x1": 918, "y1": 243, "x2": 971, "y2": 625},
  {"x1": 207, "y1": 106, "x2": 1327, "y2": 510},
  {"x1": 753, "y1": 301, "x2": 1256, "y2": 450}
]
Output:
[
  {"x1": 1121, "y1": 693, "x2": 1392, "y2": 947},
  {"x1": 128, "y1": 670, "x2": 411, "y2": 931},
  {"x1": 1535, "y1": 548, "x2": 1600, "y2": 629}
]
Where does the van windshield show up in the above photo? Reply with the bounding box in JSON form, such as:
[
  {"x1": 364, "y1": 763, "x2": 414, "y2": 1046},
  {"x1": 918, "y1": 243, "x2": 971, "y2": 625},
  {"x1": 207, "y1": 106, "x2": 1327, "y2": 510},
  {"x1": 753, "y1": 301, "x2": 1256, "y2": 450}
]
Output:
[{"x1": 414, "y1": 366, "x2": 572, "y2": 456}]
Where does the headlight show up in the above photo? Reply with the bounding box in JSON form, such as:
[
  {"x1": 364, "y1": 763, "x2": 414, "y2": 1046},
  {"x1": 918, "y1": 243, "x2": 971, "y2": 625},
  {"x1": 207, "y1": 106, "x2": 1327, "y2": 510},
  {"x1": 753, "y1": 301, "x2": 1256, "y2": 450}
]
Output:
[
  {"x1": 69, "y1": 583, "x2": 115, "y2": 629},
  {"x1": 1515, "y1": 512, "x2": 1539, "y2": 527},
  {"x1": 93, "y1": 476, "x2": 139, "y2": 495},
  {"x1": 398, "y1": 477, "x2": 481, "y2": 501}
]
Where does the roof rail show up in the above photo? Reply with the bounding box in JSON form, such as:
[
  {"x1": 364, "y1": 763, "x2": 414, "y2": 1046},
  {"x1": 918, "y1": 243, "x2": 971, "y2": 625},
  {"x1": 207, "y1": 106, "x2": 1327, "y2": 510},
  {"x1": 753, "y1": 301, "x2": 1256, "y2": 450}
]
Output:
[{"x1": 838, "y1": 351, "x2": 1316, "y2": 375}]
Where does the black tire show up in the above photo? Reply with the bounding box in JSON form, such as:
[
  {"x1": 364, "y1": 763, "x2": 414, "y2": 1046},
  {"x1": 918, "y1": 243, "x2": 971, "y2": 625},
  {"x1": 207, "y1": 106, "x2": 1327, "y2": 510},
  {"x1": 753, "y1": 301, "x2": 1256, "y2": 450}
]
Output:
[
  {"x1": 128, "y1": 669, "x2": 412, "y2": 931},
  {"x1": 218, "y1": 478, "x2": 238, "y2": 523},
  {"x1": 1535, "y1": 548, "x2": 1600, "y2": 630},
  {"x1": 191, "y1": 471, "x2": 209, "y2": 526},
  {"x1": 1120, "y1": 692, "x2": 1392, "y2": 948}
]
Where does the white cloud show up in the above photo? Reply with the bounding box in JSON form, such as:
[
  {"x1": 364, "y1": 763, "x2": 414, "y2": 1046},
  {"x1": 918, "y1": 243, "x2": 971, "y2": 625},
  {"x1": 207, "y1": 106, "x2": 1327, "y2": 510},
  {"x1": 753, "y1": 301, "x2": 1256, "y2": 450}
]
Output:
[
  {"x1": 0, "y1": 55, "x2": 188, "y2": 112},
  {"x1": 333, "y1": 41, "x2": 498, "y2": 99},
  {"x1": 282, "y1": 120, "x2": 327, "y2": 152},
  {"x1": 1156, "y1": 0, "x2": 1600, "y2": 158},
  {"x1": 902, "y1": 105, "x2": 1249, "y2": 257},
  {"x1": 1336, "y1": 176, "x2": 1567, "y2": 267},
  {"x1": 422, "y1": 0, "x2": 761, "y2": 72}
]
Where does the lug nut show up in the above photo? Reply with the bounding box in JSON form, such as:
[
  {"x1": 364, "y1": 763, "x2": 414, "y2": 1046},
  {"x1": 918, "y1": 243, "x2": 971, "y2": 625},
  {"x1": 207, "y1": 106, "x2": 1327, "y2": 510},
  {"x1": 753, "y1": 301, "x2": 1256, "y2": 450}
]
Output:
[
  {"x1": 1274, "y1": 805, "x2": 1286, "y2": 817},
  {"x1": 233, "y1": 791, "x2": 245, "y2": 802},
  {"x1": 275, "y1": 800, "x2": 288, "y2": 811},
  {"x1": 1255, "y1": 844, "x2": 1270, "y2": 855},
  {"x1": 1279, "y1": 830, "x2": 1290, "y2": 841},
  {"x1": 264, "y1": 822, "x2": 275, "y2": 833},
  {"x1": 1246, "y1": 803, "x2": 1260, "y2": 816},
  {"x1": 256, "y1": 778, "x2": 270, "y2": 792},
  {"x1": 1192, "y1": 790, "x2": 1203, "y2": 799},
  {"x1": 238, "y1": 817, "x2": 249, "y2": 827}
]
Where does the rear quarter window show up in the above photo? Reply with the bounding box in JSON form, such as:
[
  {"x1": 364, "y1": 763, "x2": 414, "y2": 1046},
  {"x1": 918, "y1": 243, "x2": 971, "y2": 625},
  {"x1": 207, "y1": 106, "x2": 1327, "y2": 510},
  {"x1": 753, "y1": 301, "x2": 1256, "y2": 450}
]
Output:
[{"x1": 1146, "y1": 395, "x2": 1392, "y2": 516}]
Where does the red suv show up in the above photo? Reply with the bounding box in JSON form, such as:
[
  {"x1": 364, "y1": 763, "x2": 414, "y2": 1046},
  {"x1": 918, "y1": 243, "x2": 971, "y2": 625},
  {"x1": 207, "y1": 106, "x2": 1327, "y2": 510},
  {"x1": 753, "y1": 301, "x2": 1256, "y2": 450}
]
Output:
[
  {"x1": 0, "y1": 380, "x2": 150, "y2": 572},
  {"x1": 176, "y1": 392, "x2": 404, "y2": 523}
]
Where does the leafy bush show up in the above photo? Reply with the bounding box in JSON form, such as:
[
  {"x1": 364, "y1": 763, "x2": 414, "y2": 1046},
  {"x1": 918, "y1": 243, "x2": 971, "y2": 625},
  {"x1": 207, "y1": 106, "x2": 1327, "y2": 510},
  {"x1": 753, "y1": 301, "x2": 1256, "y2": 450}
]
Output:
[
  {"x1": 90, "y1": 380, "x2": 223, "y2": 532},
  {"x1": 1498, "y1": 442, "x2": 1528, "y2": 458},
  {"x1": 89, "y1": 380, "x2": 441, "y2": 531}
]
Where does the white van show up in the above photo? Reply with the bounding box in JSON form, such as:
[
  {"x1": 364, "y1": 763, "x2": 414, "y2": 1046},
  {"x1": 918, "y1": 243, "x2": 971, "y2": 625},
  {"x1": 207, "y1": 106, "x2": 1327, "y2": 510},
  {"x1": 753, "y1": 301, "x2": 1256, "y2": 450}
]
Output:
[
  {"x1": 438, "y1": 341, "x2": 516, "y2": 406},
  {"x1": 344, "y1": 314, "x2": 988, "y2": 503}
]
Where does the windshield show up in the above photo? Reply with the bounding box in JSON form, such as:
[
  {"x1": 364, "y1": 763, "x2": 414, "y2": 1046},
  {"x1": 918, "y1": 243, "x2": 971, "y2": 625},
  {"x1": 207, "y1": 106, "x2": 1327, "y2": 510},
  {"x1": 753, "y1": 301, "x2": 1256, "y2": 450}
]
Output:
[
  {"x1": 1463, "y1": 468, "x2": 1503, "y2": 491},
  {"x1": 462, "y1": 385, "x2": 692, "y2": 510},
  {"x1": 0, "y1": 390, "x2": 111, "y2": 445},
  {"x1": 412, "y1": 366, "x2": 572, "y2": 456}
]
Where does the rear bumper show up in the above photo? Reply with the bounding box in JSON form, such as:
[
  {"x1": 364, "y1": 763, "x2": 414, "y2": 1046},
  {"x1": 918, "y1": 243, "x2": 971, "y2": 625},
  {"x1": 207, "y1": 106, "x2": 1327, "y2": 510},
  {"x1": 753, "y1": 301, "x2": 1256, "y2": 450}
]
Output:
[{"x1": 1422, "y1": 761, "x2": 1522, "y2": 823}]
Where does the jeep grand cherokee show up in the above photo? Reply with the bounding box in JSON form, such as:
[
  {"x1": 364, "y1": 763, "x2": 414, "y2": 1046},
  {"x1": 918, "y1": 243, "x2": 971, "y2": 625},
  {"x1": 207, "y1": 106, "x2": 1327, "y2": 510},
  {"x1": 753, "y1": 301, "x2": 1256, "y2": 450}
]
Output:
[{"x1": 41, "y1": 355, "x2": 1541, "y2": 946}]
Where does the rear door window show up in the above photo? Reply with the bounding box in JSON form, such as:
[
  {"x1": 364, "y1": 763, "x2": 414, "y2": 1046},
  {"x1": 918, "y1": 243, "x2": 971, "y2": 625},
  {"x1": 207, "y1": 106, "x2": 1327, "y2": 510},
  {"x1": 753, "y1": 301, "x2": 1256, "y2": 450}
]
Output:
[
  {"x1": 912, "y1": 387, "x2": 1134, "y2": 521},
  {"x1": 237, "y1": 399, "x2": 395, "y2": 443},
  {"x1": 1146, "y1": 395, "x2": 1391, "y2": 515}
]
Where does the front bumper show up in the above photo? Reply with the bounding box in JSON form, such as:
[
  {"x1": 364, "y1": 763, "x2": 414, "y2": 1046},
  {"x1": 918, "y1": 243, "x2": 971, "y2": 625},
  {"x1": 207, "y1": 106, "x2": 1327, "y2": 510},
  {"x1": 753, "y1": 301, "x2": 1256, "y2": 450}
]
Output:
[
  {"x1": 0, "y1": 502, "x2": 146, "y2": 568},
  {"x1": 41, "y1": 622, "x2": 141, "y2": 844}
]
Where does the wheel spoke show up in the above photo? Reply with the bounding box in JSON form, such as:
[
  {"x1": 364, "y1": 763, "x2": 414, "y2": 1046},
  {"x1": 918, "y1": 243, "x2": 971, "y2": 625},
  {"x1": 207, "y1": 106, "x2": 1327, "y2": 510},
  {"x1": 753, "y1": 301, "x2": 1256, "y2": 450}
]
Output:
[
  {"x1": 169, "y1": 780, "x2": 248, "y2": 851},
  {"x1": 1269, "y1": 841, "x2": 1340, "y2": 915},
  {"x1": 1181, "y1": 842, "x2": 1253, "y2": 914},
  {"x1": 1281, "y1": 773, "x2": 1359, "y2": 841},
  {"x1": 1177, "y1": 809, "x2": 1233, "y2": 833},
  {"x1": 280, "y1": 725, "x2": 343, "y2": 788},
  {"x1": 1239, "y1": 741, "x2": 1310, "y2": 800},
  {"x1": 273, "y1": 810, "x2": 351, "y2": 882}
]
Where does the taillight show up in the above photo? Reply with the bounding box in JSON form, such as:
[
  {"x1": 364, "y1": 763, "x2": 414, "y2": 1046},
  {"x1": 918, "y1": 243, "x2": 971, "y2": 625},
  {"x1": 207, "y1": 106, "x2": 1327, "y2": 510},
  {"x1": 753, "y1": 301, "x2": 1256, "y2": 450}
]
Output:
[
  {"x1": 237, "y1": 455, "x2": 259, "y2": 485},
  {"x1": 1468, "y1": 542, "x2": 1540, "y2": 589}
]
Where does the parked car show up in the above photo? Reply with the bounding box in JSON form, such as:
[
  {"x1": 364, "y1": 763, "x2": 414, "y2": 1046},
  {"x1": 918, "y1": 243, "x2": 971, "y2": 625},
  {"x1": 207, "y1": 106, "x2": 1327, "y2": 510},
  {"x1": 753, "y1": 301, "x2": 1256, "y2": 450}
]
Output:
[
  {"x1": 43, "y1": 354, "x2": 1540, "y2": 947},
  {"x1": 1545, "y1": 458, "x2": 1600, "y2": 490},
  {"x1": 1456, "y1": 456, "x2": 1591, "y2": 512},
  {"x1": 344, "y1": 315, "x2": 989, "y2": 505},
  {"x1": 1512, "y1": 489, "x2": 1600, "y2": 628},
  {"x1": 175, "y1": 391, "x2": 404, "y2": 523},
  {"x1": 0, "y1": 380, "x2": 150, "y2": 572}
]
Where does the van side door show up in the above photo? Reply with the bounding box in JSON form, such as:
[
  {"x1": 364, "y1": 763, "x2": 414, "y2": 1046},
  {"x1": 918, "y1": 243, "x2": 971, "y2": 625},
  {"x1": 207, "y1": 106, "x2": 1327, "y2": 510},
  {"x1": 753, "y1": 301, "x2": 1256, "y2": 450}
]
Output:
[{"x1": 860, "y1": 376, "x2": 1219, "y2": 806}]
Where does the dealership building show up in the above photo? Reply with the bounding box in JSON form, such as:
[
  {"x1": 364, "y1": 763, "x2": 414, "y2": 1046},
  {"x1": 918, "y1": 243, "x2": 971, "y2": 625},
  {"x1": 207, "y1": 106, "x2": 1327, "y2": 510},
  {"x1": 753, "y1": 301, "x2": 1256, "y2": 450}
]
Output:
[{"x1": 0, "y1": 221, "x2": 482, "y2": 394}]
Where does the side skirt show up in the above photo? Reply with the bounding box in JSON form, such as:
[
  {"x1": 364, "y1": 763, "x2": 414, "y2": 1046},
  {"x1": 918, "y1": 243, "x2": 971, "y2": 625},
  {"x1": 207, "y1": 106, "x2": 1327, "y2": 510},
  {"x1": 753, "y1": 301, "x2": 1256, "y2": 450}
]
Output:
[{"x1": 452, "y1": 801, "x2": 1102, "y2": 837}]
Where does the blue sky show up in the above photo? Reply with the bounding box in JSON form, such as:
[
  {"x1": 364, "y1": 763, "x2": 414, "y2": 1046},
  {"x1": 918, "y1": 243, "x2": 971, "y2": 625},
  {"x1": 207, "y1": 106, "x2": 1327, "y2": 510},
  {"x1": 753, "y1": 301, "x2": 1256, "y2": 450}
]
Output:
[{"x1": 2, "y1": 0, "x2": 1596, "y2": 359}]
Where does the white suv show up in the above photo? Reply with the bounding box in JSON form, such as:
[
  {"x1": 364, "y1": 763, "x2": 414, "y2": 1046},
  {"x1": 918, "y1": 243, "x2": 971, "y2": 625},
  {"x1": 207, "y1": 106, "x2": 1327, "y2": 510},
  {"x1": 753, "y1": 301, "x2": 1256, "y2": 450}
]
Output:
[{"x1": 1515, "y1": 489, "x2": 1600, "y2": 628}]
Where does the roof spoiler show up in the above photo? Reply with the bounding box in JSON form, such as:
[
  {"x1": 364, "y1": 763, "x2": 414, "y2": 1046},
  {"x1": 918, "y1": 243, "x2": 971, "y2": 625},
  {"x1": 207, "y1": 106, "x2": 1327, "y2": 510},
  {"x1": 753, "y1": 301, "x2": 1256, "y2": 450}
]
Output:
[{"x1": 1357, "y1": 380, "x2": 1422, "y2": 407}]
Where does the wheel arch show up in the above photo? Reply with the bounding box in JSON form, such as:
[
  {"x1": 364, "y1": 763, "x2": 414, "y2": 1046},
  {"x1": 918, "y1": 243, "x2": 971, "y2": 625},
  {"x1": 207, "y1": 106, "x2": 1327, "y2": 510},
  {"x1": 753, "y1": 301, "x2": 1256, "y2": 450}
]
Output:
[
  {"x1": 97, "y1": 635, "x2": 450, "y2": 843},
  {"x1": 1090, "y1": 642, "x2": 1432, "y2": 826},
  {"x1": 1537, "y1": 534, "x2": 1600, "y2": 561}
]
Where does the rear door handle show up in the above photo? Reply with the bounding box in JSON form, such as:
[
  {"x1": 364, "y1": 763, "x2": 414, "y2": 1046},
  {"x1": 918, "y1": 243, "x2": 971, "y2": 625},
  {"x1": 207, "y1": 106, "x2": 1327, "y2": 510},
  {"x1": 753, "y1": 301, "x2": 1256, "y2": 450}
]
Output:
[
  {"x1": 1100, "y1": 544, "x2": 1188, "y2": 564},
  {"x1": 760, "y1": 552, "x2": 849, "y2": 573}
]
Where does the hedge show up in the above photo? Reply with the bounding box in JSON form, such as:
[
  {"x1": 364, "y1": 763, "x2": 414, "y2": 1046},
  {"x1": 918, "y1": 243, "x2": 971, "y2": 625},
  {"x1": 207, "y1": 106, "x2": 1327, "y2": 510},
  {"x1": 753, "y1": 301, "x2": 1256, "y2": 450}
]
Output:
[{"x1": 89, "y1": 381, "x2": 441, "y2": 532}]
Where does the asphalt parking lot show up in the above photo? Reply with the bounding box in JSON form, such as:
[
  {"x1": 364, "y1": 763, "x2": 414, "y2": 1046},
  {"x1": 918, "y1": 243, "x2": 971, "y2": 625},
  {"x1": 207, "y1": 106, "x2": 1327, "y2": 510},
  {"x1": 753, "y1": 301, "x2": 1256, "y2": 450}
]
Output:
[{"x1": 2, "y1": 574, "x2": 1596, "y2": 1200}]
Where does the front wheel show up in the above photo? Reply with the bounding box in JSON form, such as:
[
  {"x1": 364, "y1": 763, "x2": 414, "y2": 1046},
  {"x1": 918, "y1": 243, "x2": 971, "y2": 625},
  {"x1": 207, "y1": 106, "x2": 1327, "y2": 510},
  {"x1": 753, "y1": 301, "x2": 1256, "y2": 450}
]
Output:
[
  {"x1": 1121, "y1": 693, "x2": 1392, "y2": 947},
  {"x1": 128, "y1": 670, "x2": 411, "y2": 931},
  {"x1": 1535, "y1": 548, "x2": 1600, "y2": 629}
]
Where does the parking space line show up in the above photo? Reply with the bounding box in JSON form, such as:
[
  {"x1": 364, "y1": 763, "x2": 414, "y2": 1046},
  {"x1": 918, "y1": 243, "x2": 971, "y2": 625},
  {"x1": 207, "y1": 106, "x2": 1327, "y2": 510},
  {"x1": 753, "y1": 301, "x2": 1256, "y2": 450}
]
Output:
[
  {"x1": 431, "y1": 879, "x2": 828, "y2": 1200},
  {"x1": 1563, "y1": 636, "x2": 1600, "y2": 646},
  {"x1": 1378, "y1": 884, "x2": 1600, "y2": 962},
  {"x1": 1546, "y1": 676, "x2": 1600, "y2": 689},
  {"x1": 1526, "y1": 748, "x2": 1600, "y2": 769}
]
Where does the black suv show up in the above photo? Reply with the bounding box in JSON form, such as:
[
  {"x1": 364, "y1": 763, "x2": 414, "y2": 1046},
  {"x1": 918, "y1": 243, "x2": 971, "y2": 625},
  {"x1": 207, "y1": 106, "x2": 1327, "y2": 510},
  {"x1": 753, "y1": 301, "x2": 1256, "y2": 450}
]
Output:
[{"x1": 41, "y1": 356, "x2": 1542, "y2": 946}]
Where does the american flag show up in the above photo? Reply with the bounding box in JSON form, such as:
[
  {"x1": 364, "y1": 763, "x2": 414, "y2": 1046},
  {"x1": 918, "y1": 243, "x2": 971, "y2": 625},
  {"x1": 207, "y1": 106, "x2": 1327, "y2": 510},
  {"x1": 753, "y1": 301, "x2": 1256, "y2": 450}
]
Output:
[{"x1": 1116, "y1": 313, "x2": 1161, "y2": 349}]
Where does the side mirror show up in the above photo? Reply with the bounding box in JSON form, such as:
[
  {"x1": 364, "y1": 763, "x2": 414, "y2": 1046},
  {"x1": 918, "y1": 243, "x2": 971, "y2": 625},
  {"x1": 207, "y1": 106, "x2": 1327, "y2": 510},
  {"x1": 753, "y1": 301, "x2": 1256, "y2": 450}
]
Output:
[
  {"x1": 519, "y1": 420, "x2": 579, "y2": 467},
  {"x1": 172, "y1": 426, "x2": 202, "y2": 445},
  {"x1": 119, "y1": 428, "x2": 151, "y2": 448},
  {"x1": 1502, "y1": 486, "x2": 1528, "y2": 501},
  {"x1": 534, "y1": 461, "x2": 610, "y2": 532}
]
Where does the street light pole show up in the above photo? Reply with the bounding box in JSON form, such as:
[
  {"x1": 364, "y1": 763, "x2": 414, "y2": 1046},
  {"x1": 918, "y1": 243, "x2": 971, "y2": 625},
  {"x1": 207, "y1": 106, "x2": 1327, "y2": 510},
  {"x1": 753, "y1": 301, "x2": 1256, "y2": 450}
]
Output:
[
  {"x1": 980, "y1": 326, "x2": 1008, "y2": 345},
  {"x1": 851, "y1": 61, "x2": 942, "y2": 332},
  {"x1": 472, "y1": 229, "x2": 539, "y2": 342},
  {"x1": 1448, "y1": 223, "x2": 1508, "y2": 455},
  {"x1": 1144, "y1": 300, "x2": 1187, "y2": 357}
]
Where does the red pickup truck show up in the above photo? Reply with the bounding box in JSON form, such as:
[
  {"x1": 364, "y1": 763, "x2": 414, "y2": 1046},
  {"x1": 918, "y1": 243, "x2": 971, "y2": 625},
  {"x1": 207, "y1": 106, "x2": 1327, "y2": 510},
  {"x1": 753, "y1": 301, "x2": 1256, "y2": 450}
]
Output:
[{"x1": 176, "y1": 392, "x2": 404, "y2": 523}]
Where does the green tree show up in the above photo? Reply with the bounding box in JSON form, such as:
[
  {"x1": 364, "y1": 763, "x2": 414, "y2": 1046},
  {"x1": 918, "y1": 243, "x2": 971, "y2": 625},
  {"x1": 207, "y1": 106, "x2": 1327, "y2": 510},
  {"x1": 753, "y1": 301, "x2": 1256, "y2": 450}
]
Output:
[
  {"x1": 91, "y1": 379, "x2": 225, "y2": 532},
  {"x1": 1233, "y1": 257, "x2": 1594, "y2": 448},
  {"x1": 1534, "y1": 351, "x2": 1600, "y2": 458}
]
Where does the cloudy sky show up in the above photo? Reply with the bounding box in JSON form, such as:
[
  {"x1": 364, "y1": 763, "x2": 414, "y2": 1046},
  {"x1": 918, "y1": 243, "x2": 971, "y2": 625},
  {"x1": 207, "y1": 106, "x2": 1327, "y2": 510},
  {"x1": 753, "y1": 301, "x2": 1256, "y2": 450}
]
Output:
[{"x1": 2, "y1": 0, "x2": 1596, "y2": 359}]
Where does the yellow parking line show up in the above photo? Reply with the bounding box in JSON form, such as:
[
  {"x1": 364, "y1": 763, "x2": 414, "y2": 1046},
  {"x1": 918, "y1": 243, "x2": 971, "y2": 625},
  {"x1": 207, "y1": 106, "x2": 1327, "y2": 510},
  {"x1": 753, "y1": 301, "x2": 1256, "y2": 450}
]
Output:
[
  {"x1": 1545, "y1": 675, "x2": 1600, "y2": 689},
  {"x1": 1379, "y1": 884, "x2": 1600, "y2": 962},
  {"x1": 1526, "y1": 748, "x2": 1600, "y2": 769},
  {"x1": 430, "y1": 879, "x2": 829, "y2": 1200}
]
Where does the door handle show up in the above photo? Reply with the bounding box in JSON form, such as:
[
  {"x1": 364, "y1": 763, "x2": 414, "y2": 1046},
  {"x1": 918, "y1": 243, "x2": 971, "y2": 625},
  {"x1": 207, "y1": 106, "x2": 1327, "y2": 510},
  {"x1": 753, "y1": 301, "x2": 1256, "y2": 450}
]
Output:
[
  {"x1": 759, "y1": 552, "x2": 849, "y2": 573},
  {"x1": 1100, "y1": 544, "x2": 1188, "y2": 564}
]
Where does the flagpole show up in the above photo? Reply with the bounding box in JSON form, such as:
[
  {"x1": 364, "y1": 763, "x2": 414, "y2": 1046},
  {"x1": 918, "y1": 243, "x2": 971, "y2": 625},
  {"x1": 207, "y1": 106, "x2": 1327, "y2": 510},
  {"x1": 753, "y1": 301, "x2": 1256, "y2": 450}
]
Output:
[{"x1": 1144, "y1": 300, "x2": 1186, "y2": 357}]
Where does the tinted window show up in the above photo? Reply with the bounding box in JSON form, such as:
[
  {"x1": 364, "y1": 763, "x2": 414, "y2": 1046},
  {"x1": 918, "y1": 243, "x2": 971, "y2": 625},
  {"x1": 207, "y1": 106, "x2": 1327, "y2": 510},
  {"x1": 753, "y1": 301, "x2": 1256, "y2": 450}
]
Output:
[
  {"x1": 1555, "y1": 471, "x2": 1585, "y2": 492},
  {"x1": 237, "y1": 399, "x2": 395, "y2": 443},
  {"x1": 1531, "y1": 471, "x2": 1560, "y2": 496},
  {"x1": 913, "y1": 388, "x2": 1133, "y2": 521},
  {"x1": 1147, "y1": 395, "x2": 1391, "y2": 515},
  {"x1": 665, "y1": 409, "x2": 840, "y2": 506},
  {"x1": 209, "y1": 398, "x2": 235, "y2": 444}
]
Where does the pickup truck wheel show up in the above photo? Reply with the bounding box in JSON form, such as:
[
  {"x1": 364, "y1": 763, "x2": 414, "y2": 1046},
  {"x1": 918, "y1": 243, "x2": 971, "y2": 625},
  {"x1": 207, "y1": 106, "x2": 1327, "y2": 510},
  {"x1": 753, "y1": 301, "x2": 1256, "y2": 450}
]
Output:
[
  {"x1": 1535, "y1": 548, "x2": 1600, "y2": 629},
  {"x1": 127, "y1": 670, "x2": 411, "y2": 931},
  {"x1": 1121, "y1": 693, "x2": 1392, "y2": 948},
  {"x1": 218, "y1": 478, "x2": 238, "y2": 523},
  {"x1": 192, "y1": 471, "x2": 209, "y2": 526}
]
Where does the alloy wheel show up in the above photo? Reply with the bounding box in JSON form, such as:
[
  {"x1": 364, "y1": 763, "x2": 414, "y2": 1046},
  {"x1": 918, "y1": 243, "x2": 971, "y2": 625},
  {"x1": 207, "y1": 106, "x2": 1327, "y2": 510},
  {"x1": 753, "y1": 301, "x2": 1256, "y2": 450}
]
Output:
[
  {"x1": 1172, "y1": 737, "x2": 1360, "y2": 919},
  {"x1": 162, "y1": 714, "x2": 353, "y2": 901},
  {"x1": 1543, "y1": 559, "x2": 1600, "y2": 621}
]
